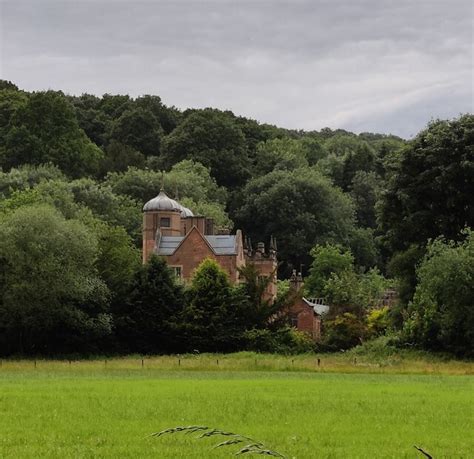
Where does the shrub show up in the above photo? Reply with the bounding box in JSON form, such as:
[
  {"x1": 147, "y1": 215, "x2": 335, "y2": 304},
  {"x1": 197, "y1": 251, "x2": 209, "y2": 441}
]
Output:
[
  {"x1": 323, "y1": 313, "x2": 367, "y2": 351},
  {"x1": 244, "y1": 327, "x2": 315, "y2": 354},
  {"x1": 367, "y1": 306, "x2": 390, "y2": 337}
]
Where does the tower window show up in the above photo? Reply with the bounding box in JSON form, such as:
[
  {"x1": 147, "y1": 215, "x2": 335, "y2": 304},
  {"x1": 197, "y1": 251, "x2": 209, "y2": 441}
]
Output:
[{"x1": 160, "y1": 217, "x2": 171, "y2": 227}]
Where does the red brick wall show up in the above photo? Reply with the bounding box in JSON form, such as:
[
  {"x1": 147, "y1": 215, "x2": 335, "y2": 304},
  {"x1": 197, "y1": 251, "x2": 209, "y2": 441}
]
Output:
[
  {"x1": 290, "y1": 297, "x2": 322, "y2": 340},
  {"x1": 143, "y1": 210, "x2": 182, "y2": 261},
  {"x1": 165, "y1": 228, "x2": 241, "y2": 283}
]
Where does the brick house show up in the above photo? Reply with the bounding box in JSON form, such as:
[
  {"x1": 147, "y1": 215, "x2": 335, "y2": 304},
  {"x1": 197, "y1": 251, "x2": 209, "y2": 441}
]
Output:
[
  {"x1": 142, "y1": 189, "x2": 277, "y2": 300},
  {"x1": 287, "y1": 271, "x2": 329, "y2": 341}
]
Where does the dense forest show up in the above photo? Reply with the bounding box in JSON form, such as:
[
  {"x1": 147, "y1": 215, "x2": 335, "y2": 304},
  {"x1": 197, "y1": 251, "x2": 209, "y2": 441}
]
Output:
[{"x1": 0, "y1": 79, "x2": 472, "y2": 357}]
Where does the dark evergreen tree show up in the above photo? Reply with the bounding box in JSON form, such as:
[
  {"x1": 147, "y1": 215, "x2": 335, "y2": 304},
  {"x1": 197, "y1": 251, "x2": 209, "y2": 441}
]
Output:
[
  {"x1": 114, "y1": 255, "x2": 185, "y2": 353},
  {"x1": 182, "y1": 258, "x2": 243, "y2": 352}
]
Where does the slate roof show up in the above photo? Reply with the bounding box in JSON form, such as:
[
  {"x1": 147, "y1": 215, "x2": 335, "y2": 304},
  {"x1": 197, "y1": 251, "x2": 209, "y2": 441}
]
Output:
[
  {"x1": 157, "y1": 236, "x2": 183, "y2": 255},
  {"x1": 204, "y1": 235, "x2": 237, "y2": 255},
  {"x1": 156, "y1": 234, "x2": 237, "y2": 256}
]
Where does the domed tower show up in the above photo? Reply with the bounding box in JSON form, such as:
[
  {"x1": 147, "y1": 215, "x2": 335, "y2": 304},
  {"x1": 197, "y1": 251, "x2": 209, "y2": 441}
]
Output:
[{"x1": 142, "y1": 189, "x2": 183, "y2": 261}]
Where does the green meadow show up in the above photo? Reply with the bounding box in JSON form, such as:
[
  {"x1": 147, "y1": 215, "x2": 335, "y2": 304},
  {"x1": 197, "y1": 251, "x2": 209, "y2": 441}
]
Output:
[{"x1": 0, "y1": 354, "x2": 473, "y2": 458}]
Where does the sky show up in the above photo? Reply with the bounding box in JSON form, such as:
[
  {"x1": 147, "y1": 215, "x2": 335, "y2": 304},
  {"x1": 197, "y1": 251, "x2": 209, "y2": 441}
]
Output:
[{"x1": 0, "y1": 0, "x2": 472, "y2": 138}]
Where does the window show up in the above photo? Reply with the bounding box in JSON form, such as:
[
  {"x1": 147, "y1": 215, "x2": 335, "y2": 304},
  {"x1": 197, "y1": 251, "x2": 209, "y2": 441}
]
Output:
[
  {"x1": 290, "y1": 316, "x2": 298, "y2": 328},
  {"x1": 160, "y1": 217, "x2": 170, "y2": 227},
  {"x1": 171, "y1": 266, "x2": 182, "y2": 279}
]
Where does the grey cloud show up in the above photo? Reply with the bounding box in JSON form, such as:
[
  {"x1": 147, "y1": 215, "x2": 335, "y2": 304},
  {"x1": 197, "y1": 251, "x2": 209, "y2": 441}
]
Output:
[{"x1": 0, "y1": 0, "x2": 472, "y2": 137}]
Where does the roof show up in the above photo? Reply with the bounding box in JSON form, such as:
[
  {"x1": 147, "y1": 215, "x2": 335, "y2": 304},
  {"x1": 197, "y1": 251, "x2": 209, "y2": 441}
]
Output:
[
  {"x1": 156, "y1": 234, "x2": 237, "y2": 256},
  {"x1": 204, "y1": 235, "x2": 237, "y2": 255},
  {"x1": 143, "y1": 190, "x2": 181, "y2": 212},
  {"x1": 143, "y1": 190, "x2": 194, "y2": 217},
  {"x1": 156, "y1": 236, "x2": 183, "y2": 256},
  {"x1": 303, "y1": 297, "x2": 330, "y2": 316}
]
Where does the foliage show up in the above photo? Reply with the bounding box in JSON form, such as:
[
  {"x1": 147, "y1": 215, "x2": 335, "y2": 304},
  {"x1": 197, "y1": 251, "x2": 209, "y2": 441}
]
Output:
[
  {"x1": 379, "y1": 115, "x2": 474, "y2": 302},
  {"x1": 0, "y1": 205, "x2": 111, "y2": 354},
  {"x1": 182, "y1": 258, "x2": 247, "y2": 352},
  {"x1": 92, "y1": 221, "x2": 141, "y2": 300},
  {"x1": 367, "y1": 307, "x2": 391, "y2": 337},
  {"x1": 323, "y1": 313, "x2": 367, "y2": 350},
  {"x1": 179, "y1": 197, "x2": 232, "y2": 228},
  {"x1": 243, "y1": 327, "x2": 315, "y2": 354},
  {"x1": 0, "y1": 163, "x2": 65, "y2": 198},
  {"x1": 2, "y1": 91, "x2": 103, "y2": 177},
  {"x1": 113, "y1": 255, "x2": 185, "y2": 354},
  {"x1": 100, "y1": 141, "x2": 146, "y2": 174},
  {"x1": 67, "y1": 178, "x2": 142, "y2": 243},
  {"x1": 162, "y1": 109, "x2": 250, "y2": 188},
  {"x1": 234, "y1": 168, "x2": 355, "y2": 276},
  {"x1": 347, "y1": 227, "x2": 379, "y2": 269},
  {"x1": 109, "y1": 107, "x2": 164, "y2": 157},
  {"x1": 253, "y1": 137, "x2": 309, "y2": 176},
  {"x1": 106, "y1": 160, "x2": 226, "y2": 206},
  {"x1": 402, "y1": 230, "x2": 474, "y2": 356},
  {"x1": 324, "y1": 268, "x2": 389, "y2": 316},
  {"x1": 350, "y1": 170, "x2": 381, "y2": 228},
  {"x1": 305, "y1": 243, "x2": 354, "y2": 296}
]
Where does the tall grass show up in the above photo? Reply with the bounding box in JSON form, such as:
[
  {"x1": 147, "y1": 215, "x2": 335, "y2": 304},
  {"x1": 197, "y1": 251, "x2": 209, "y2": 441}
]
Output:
[{"x1": 0, "y1": 350, "x2": 472, "y2": 375}]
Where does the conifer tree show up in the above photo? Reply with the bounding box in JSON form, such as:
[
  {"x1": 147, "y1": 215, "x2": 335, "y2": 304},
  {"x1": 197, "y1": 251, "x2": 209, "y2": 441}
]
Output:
[
  {"x1": 183, "y1": 258, "x2": 241, "y2": 352},
  {"x1": 114, "y1": 255, "x2": 185, "y2": 353}
]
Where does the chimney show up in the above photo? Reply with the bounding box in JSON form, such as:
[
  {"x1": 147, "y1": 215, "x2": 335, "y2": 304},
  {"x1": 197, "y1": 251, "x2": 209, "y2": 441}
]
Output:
[{"x1": 290, "y1": 269, "x2": 304, "y2": 292}]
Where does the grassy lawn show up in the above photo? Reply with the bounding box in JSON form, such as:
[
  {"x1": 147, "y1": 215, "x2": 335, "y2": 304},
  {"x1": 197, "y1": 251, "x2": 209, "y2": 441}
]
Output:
[{"x1": 0, "y1": 354, "x2": 472, "y2": 458}]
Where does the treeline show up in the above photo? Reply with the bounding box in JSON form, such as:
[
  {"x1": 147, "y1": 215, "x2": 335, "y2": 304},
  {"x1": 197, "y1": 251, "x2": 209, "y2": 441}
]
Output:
[{"x1": 0, "y1": 79, "x2": 472, "y2": 356}]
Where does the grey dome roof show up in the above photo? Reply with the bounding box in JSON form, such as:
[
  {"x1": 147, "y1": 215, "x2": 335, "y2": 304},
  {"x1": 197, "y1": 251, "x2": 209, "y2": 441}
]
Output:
[
  {"x1": 176, "y1": 202, "x2": 194, "y2": 218},
  {"x1": 143, "y1": 190, "x2": 195, "y2": 217},
  {"x1": 143, "y1": 190, "x2": 181, "y2": 212}
]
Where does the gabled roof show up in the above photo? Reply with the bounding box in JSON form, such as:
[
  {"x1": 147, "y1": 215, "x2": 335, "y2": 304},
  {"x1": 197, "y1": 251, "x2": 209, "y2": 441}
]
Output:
[{"x1": 155, "y1": 229, "x2": 237, "y2": 256}]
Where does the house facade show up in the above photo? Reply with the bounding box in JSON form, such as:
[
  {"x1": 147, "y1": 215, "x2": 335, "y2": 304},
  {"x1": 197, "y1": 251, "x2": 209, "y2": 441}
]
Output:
[
  {"x1": 142, "y1": 189, "x2": 278, "y2": 300},
  {"x1": 287, "y1": 271, "x2": 329, "y2": 341}
]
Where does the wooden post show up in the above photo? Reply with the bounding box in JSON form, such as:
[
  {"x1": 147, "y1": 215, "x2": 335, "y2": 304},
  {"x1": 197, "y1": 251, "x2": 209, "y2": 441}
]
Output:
[
  {"x1": 216, "y1": 359, "x2": 219, "y2": 366},
  {"x1": 34, "y1": 360, "x2": 37, "y2": 369},
  {"x1": 178, "y1": 359, "x2": 181, "y2": 366},
  {"x1": 141, "y1": 359, "x2": 144, "y2": 368},
  {"x1": 317, "y1": 358, "x2": 321, "y2": 367}
]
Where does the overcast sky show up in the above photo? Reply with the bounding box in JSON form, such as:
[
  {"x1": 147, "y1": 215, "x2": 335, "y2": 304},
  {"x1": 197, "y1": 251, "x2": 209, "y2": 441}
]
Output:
[{"x1": 0, "y1": 0, "x2": 472, "y2": 138}]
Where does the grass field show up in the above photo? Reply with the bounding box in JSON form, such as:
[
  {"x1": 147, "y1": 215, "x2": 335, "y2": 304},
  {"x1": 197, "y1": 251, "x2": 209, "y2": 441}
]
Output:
[{"x1": 0, "y1": 353, "x2": 473, "y2": 458}]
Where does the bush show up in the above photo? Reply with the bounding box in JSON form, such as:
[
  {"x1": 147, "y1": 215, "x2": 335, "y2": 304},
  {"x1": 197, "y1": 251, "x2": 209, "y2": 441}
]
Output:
[
  {"x1": 244, "y1": 327, "x2": 315, "y2": 354},
  {"x1": 367, "y1": 306, "x2": 390, "y2": 337},
  {"x1": 402, "y1": 230, "x2": 474, "y2": 356},
  {"x1": 323, "y1": 313, "x2": 367, "y2": 351}
]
